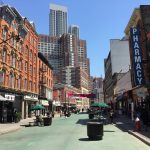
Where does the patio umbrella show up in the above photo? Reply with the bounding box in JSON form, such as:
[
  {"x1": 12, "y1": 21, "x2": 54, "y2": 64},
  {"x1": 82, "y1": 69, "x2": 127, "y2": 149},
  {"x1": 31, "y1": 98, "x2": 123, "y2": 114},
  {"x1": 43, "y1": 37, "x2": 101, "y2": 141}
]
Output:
[
  {"x1": 31, "y1": 105, "x2": 45, "y2": 110},
  {"x1": 91, "y1": 102, "x2": 109, "y2": 108}
]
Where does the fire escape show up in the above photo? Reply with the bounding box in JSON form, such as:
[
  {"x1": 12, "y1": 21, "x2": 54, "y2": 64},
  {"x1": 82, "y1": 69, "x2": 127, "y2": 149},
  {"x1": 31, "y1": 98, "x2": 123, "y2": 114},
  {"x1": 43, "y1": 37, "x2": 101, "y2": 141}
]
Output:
[{"x1": 39, "y1": 64, "x2": 47, "y2": 99}]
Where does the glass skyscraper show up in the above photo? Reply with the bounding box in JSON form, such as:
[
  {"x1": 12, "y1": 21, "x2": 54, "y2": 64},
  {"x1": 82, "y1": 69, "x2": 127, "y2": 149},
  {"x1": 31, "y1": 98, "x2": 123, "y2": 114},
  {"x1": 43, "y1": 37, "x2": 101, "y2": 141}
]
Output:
[
  {"x1": 68, "y1": 25, "x2": 80, "y2": 39},
  {"x1": 49, "y1": 4, "x2": 68, "y2": 37}
]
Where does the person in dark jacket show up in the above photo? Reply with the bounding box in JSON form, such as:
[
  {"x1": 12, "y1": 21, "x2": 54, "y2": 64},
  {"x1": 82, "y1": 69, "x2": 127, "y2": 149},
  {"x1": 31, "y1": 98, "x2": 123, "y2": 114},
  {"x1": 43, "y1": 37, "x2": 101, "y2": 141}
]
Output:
[
  {"x1": 109, "y1": 109, "x2": 114, "y2": 124},
  {"x1": 141, "y1": 107, "x2": 149, "y2": 131}
]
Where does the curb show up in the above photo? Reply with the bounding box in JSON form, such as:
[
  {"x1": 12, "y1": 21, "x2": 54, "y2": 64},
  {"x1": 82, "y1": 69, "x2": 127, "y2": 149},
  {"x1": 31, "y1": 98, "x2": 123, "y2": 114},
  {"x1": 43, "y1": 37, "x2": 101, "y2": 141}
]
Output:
[
  {"x1": 128, "y1": 130, "x2": 150, "y2": 146},
  {"x1": 0, "y1": 126, "x2": 22, "y2": 136}
]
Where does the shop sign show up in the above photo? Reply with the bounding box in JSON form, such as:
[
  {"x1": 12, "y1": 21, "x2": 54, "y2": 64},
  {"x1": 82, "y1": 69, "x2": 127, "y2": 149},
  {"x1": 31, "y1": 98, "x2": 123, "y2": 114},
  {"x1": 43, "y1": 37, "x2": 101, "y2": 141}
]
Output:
[
  {"x1": 5, "y1": 94, "x2": 15, "y2": 101},
  {"x1": 41, "y1": 100, "x2": 49, "y2": 106},
  {"x1": 24, "y1": 95, "x2": 38, "y2": 101},
  {"x1": 133, "y1": 87, "x2": 148, "y2": 98},
  {"x1": 53, "y1": 101, "x2": 61, "y2": 106},
  {"x1": 130, "y1": 27, "x2": 144, "y2": 86}
]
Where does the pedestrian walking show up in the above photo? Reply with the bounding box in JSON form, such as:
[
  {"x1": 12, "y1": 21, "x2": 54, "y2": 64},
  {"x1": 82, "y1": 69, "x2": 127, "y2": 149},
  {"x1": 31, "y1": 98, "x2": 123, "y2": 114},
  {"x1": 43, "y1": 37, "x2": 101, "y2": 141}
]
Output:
[
  {"x1": 37, "y1": 114, "x2": 44, "y2": 126},
  {"x1": 82, "y1": 108, "x2": 84, "y2": 112},
  {"x1": 140, "y1": 107, "x2": 149, "y2": 131},
  {"x1": 109, "y1": 109, "x2": 114, "y2": 124},
  {"x1": 134, "y1": 116, "x2": 141, "y2": 131},
  {"x1": 60, "y1": 110, "x2": 63, "y2": 117},
  {"x1": 64, "y1": 109, "x2": 68, "y2": 118}
]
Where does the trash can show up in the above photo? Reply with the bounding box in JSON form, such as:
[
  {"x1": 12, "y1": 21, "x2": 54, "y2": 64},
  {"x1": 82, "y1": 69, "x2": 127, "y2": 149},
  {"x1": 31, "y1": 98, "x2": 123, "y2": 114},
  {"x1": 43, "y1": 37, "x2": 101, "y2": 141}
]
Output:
[
  {"x1": 89, "y1": 113, "x2": 94, "y2": 119},
  {"x1": 87, "y1": 121, "x2": 103, "y2": 140},
  {"x1": 43, "y1": 117, "x2": 52, "y2": 126}
]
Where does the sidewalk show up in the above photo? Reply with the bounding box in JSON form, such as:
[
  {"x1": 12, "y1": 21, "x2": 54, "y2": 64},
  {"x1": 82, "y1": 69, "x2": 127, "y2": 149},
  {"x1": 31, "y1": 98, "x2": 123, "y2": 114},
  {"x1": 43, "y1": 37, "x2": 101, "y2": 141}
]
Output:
[
  {"x1": 0, "y1": 114, "x2": 61, "y2": 135},
  {"x1": 0, "y1": 117, "x2": 35, "y2": 135},
  {"x1": 114, "y1": 115, "x2": 150, "y2": 146}
]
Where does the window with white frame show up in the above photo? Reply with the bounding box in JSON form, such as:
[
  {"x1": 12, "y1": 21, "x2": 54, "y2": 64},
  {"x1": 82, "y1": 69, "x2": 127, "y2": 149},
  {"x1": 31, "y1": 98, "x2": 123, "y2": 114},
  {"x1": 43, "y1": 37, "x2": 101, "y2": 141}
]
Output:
[
  {"x1": 2, "y1": 49, "x2": 6, "y2": 62},
  {"x1": 9, "y1": 73, "x2": 15, "y2": 88},
  {"x1": 18, "y1": 77, "x2": 21, "y2": 89},
  {"x1": 25, "y1": 62, "x2": 28, "y2": 72},
  {"x1": 12, "y1": 54, "x2": 16, "y2": 68},
  {"x1": 0, "y1": 70, "x2": 5, "y2": 86},
  {"x1": 3, "y1": 28, "x2": 7, "y2": 40},
  {"x1": 24, "y1": 79, "x2": 27, "y2": 90}
]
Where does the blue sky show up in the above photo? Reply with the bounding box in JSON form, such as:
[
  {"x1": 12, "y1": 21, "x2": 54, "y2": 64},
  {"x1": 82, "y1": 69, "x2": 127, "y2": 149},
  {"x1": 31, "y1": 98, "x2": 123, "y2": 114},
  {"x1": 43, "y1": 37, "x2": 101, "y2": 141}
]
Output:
[{"x1": 2, "y1": 0, "x2": 150, "y2": 77}]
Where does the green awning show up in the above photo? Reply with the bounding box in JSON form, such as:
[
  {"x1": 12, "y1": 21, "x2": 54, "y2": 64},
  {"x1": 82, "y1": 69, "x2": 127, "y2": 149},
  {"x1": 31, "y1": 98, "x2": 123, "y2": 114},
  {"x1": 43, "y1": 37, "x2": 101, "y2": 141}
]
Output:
[
  {"x1": 31, "y1": 105, "x2": 45, "y2": 110},
  {"x1": 91, "y1": 102, "x2": 109, "y2": 108}
]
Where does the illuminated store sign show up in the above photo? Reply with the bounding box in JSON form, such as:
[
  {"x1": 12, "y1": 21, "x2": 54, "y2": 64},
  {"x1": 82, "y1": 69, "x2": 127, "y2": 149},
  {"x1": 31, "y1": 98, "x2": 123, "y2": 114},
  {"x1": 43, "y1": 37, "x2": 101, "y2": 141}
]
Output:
[{"x1": 130, "y1": 27, "x2": 144, "y2": 86}]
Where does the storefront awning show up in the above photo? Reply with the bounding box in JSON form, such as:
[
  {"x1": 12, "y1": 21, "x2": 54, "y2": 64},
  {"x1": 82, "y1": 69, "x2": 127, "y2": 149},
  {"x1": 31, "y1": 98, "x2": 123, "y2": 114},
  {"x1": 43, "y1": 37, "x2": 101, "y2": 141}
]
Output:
[
  {"x1": 0, "y1": 95, "x2": 9, "y2": 101},
  {"x1": 116, "y1": 94, "x2": 124, "y2": 101},
  {"x1": 53, "y1": 101, "x2": 61, "y2": 106},
  {"x1": 41, "y1": 100, "x2": 49, "y2": 106}
]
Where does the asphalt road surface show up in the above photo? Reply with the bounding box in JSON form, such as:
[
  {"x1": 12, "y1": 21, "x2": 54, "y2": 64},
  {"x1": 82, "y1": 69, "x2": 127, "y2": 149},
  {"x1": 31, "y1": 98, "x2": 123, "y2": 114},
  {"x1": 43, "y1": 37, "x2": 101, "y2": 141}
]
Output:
[{"x1": 0, "y1": 113, "x2": 149, "y2": 150}]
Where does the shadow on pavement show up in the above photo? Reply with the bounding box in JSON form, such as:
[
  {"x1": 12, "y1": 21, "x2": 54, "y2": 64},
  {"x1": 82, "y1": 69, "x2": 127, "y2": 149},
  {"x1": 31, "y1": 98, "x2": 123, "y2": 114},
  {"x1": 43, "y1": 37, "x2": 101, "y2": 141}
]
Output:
[
  {"x1": 78, "y1": 138, "x2": 90, "y2": 141},
  {"x1": 79, "y1": 137, "x2": 103, "y2": 141},
  {"x1": 104, "y1": 130, "x2": 115, "y2": 132},
  {"x1": 76, "y1": 119, "x2": 89, "y2": 125},
  {"x1": 114, "y1": 116, "x2": 134, "y2": 132},
  {"x1": 20, "y1": 124, "x2": 37, "y2": 127}
]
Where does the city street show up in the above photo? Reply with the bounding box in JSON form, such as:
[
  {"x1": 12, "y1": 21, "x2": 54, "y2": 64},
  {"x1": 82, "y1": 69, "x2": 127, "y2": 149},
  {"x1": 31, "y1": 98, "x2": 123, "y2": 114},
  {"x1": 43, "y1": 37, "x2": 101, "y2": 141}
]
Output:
[{"x1": 0, "y1": 113, "x2": 149, "y2": 150}]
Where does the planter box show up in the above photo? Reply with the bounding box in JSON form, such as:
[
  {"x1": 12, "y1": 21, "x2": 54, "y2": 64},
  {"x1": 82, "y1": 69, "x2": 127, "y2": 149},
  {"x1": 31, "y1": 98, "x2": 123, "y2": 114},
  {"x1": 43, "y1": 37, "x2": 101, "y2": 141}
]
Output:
[
  {"x1": 89, "y1": 113, "x2": 94, "y2": 119},
  {"x1": 43, "y1": 117, "x2": 52, "y2": 126},
  {"x1": 87, "y1": 122, "x2": 103, "y2": 140}
]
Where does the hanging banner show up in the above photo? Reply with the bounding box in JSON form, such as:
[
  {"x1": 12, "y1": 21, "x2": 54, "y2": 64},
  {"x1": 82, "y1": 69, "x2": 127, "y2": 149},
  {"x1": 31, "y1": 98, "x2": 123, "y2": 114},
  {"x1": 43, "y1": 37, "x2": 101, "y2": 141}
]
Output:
[
  {"x1": 130, "y1": 27, "x2": 144, "y2": 86},
  {"x1": 68, "y1": 93, "x2": 96, "y2": 98}
]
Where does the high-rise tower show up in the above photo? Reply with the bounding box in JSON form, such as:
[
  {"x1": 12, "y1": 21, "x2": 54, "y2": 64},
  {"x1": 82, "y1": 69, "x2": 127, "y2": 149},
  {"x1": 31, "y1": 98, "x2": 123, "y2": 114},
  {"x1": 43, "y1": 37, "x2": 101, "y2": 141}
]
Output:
[
  {"x1": 68, "y1": 25, "x2": 79, "y2": 39},
  {"x1": 49, "y1": 4, "x2": 68, "y2": 37}
]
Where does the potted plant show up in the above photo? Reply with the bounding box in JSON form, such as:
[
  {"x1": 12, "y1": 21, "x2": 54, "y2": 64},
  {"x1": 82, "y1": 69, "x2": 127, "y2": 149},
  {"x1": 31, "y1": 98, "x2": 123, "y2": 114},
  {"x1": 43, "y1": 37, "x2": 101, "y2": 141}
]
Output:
[{"x1": 15, "y1": 112, "x2": 22, "y2": 122}]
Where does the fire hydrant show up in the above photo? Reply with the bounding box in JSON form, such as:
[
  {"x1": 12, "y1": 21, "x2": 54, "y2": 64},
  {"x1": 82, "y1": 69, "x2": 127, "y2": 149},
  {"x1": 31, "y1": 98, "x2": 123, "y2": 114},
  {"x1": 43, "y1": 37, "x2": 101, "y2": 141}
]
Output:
[{"x1": 135, "y1": 117, "x2": 141, "y2": 131}]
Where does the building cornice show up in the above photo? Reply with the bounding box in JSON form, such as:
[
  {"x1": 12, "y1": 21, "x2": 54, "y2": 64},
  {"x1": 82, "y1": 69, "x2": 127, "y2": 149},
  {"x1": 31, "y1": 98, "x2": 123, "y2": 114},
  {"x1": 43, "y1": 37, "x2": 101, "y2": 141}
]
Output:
[{"x1": 124, "y1": 8, "x2": 140, "y2": 36}]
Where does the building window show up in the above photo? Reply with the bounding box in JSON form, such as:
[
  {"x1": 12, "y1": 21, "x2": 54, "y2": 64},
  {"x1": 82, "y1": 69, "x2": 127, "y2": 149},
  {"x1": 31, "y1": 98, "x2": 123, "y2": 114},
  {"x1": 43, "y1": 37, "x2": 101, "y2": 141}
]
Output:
[
  {"x1": 34, "y1": 54, "x2": 36, "y2": 64},
  {"x1": 0, "y1": 70, "x2": 5, "y2": 86},
  {"x1": 14, "y1": 38, "x2": 16, "y2": 49},
  {"x1": 25, "y1": 46, "x2": 28, "y2": 58},
  {"x1": 3, "y1": 28, "x2": 7, "y2": 40},
  {"x1": 24, "y1": 79, "x2": 27, "y2": 90},
  {"x1": 29, "y1": 81, "x2": 32, "y2": 91},
  {"x1": 9, "y1": 73, "x2": 15, "y2": 88},
  {"x1": 19, "y1": 43, "x2": 23, "y2": 53},
  {"x1": 30, "y1": 65, "x2": 32, "y2": 74},
  {"x1": 19, "y1": 60, "x2": 22, "y2": 70},
  {"x1": 12, "y1": 54, "x2": 16, "y2": 67},
  {"x1": 30, "y1": 50, "x2": 32, "y2": 60},
  {"x1": 25, "y1": 62, "x2": 28, "y2": 72},
  {"x1": 2, "y1": 49, "x2": 6, "y2": 62},
  {"x1": 34, "y1": 67, "x2": 36, "y2": 75},
  {"x1": 18, "y1": 77, "x2": 21, "y2": 89},
  {"x1": 10, "y1": 38, "x2": 13, "y2": 46},
  {"x1": 10, "y1": 53, "x2": 13, "y2": 66},
  {"x1": 34, "y1": 83, "x2": 36, "y2": 92}
]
